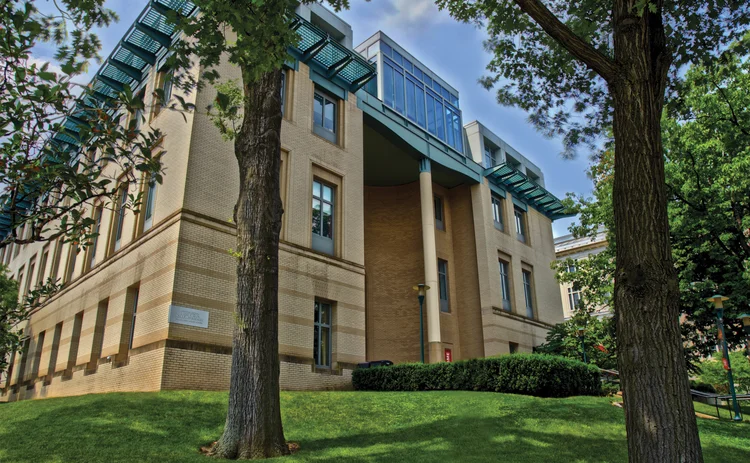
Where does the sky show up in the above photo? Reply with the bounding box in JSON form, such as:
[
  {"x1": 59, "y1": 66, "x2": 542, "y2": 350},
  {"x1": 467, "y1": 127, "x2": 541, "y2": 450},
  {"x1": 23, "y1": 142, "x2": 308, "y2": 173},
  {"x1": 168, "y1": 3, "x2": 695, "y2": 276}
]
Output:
[{"x1": 31, "y1": 0, "x2": 595, "y2": 237}]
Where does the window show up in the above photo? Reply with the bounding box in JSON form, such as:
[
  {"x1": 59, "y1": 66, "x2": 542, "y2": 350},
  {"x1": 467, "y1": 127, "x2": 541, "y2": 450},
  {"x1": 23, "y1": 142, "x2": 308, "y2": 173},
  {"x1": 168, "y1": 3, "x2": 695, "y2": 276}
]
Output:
[
  {"x1": 23, "y1": 257, "x2": 36, "y2": 300},
  {"x1": 46, "y1": 322, "x2": 63, "y2": 382},
  {"x1": 438, "y1": 259, "x2": 450, "y2": 313},
  {"x1": 434, "y1": 196, "x2": 445, "y2": 231},
  {"x1": 509, "y1": 342, "x2": 519, "y2": 354},
  {"x1": 50, "y1": 237, "x2": 63, "y2": 282},
  {"x1": 313, "y1": 300, "x2": 332, "y2": 368},
  {"x1": 127, "y1": 90, "x2": 145, "y2": 131},
  {"x1": 16, "y1": 337, "x2": 31, "y2": 383},
  {"x1": 484, "y1": 144, "x2": 496, "y2": 168},
  {"x1": 64, "y1": 245, "x2": 78, "y2": 284},
  {"x1": 128, "y1": 288, "x2": 140, "y2": 350},
  {"x1": 66, "y1": 312, "x2": 83, "y2": 375},
  {"x1": 86, "y1": 206, "x2": 103, "y2": 270},
  {"x1": 514, "y1": 207, "x2": 527, "y2": 243},
  {"x1": 16, "y1": 267, "x2": 24, "y2": 302},
  {"x1": 112, "y1": 184, "x2": 128, "y2": 253},
  {"x1": 30, "y1": 331, "x2": 45, "y2": 380},
  {"x1": 522, "y1": 269, "x2": 535, "y2": 319},
  {"x1": 499, "y1": 259, "x2": 512, "y2": 312},
  {"x1": 36, "y1": 247, "x2": 49, "y2": 288},
  {"x1": 152, "y1": 68, "x2": 172, "y2": 118},
  {"x1": 311, "y1": 180, "x2": 335, "y2": 255},
  {"x1": 566, "y1": 260, "x2": 577, "y2": 273},
  {"x1": 90, "y1": 299, "x2": 109, "y2": 368},
  {"x1": 491, "y1": 194, "x2": 504, "y2": 231},
  {"x1": 142, "y1": 177, "x2": 157, "y2": 232},
  {"x1": 568, "y1": 286, "x2": 582, "y2": 311},
  {"x1": 280, "y1": 70, "x2": 286, "y2": 117},
  {"x1": 313, "y1": 89, "x2": 337, "y2": 144}
]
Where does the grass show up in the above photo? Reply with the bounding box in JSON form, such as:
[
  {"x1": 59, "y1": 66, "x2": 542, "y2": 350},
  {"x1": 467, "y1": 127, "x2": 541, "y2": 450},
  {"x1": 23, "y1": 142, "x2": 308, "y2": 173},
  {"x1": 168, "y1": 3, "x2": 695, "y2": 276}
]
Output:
[{"x1": 0, "y1": 391, "x2": 749, "y2": 462}]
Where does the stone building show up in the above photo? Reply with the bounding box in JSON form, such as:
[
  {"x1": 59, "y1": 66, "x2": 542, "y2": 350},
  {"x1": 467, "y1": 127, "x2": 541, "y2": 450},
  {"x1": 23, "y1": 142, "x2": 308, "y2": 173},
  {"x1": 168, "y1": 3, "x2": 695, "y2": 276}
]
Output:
[
  {"x1": 554, "y1": 231, "x2": 610, "y2": 320},
  {"x1": 1, "y1": 1, "x2": 569, "y2": 401}
]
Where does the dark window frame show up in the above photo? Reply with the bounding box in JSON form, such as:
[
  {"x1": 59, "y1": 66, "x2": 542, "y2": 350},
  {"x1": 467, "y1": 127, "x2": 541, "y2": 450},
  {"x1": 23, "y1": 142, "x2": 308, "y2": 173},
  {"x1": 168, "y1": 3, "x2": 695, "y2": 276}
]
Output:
[
  {"x1": 438, "y1": 259, "x2": 450, "y2": 313},
  {"x1": 434, "y1": 195, "x2": 445, "y2": 231},
  {"x1": 499, "y1": 259, "x2": 512, "y2": 312},
  {"x1": 311, "y1": 179, "x2": 335, "y2": 255},
  {"x1": 314, "y1": 300, "x2": 332, "y2": 368},
  {"x1": 522, "y1": 269, "x2": 535, "y2": 319},
  {"x1": 514, "y1": 207, "x2": 527, "y2": 244},
  {"x1": 491, "y1": 194, "x2": 504, "y2": 231},
  {"x1": 313, "y1": 88, "x2": 338, "y2": 144}
]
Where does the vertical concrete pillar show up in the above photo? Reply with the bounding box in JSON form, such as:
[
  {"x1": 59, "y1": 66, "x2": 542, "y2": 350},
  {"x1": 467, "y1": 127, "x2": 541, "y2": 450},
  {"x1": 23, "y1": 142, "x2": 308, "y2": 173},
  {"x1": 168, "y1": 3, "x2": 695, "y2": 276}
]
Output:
[{"x1": 418, "y1": 159, "x2": 442, "y2": 363}]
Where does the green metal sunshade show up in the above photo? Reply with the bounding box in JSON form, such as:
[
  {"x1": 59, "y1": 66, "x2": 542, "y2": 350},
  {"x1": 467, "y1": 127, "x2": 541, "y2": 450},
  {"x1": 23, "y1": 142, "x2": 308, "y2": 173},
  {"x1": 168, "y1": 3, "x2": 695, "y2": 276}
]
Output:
[
  {"x1": 289, "y1": 15, "x2": 376, "y2": 91},
  {"x1": 485, "y1": 163, "x2": 572, "y2": 220}
]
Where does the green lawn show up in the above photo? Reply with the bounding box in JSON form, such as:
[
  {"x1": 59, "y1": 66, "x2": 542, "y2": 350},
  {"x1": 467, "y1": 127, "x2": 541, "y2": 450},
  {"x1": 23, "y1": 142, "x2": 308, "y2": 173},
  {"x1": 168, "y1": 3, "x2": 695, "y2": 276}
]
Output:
[{"x1": 0, "y1": 391, "x2": 748, "y2": 462}]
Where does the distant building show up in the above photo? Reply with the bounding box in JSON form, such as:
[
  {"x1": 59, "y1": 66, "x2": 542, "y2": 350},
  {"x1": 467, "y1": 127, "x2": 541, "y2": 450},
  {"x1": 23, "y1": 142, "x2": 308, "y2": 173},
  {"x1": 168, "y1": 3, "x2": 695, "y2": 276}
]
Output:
[
  {"x1": 1, "y1": 2, "x2": 571, "y2": 401},
  {"x1": 554, "y1": 231, "x2": 611, "y2": 320}
]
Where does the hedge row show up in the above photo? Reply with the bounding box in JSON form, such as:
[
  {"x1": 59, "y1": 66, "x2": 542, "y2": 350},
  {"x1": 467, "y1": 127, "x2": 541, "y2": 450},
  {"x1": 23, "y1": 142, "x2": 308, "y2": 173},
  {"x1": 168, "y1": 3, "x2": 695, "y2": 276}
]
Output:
[{"x1": 352, "y1": 354, "x2": 601, "y2": 397}]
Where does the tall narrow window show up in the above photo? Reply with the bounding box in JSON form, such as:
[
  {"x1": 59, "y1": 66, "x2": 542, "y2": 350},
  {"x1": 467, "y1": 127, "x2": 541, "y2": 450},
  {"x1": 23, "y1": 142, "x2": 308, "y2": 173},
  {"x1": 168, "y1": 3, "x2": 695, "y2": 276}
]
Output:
[
  {"x1": 64, "y1": 245, "x2": 78, "y2": 284},
  {"x1": 50, "y1": 237, "x2": 63, "y2": 282},
  {"x1": 66, "y1": 311, "x2": 84, "y2": 375},
  {"x1": 128, "y1": 288, "x2": 140, "y2": 350},
  {"x1": 280, "y1": 70, "x2": 287, "y2": 117},
  {"x1": 36, "y1": 246, "x2": 49, "y2": 287},
  {"x1": 15, "y1": 338, "x2": 30, "y2": 383},
  {"x1": 499, "y1": 260, "x2": 512, "y2": 312},
  {"x1": 90, "y1": 299, "x2": 109, "y2": 369},
  {"x1": 438, "y1": 259, "x2": 450, "y2": 313},
  {"x1": 152, "y1": 68, "x2": 172, "y2": 118},
  {"x1": 314, "y1": 300, "x2": 332, "y2": 368},
  {"x1": 484, "y1": 144, "x2": 496, "y2": 168},
  {"x1": 112, "y1": 184, "x2": 128, "y2": 253},
  {"x1": 491, "y1": 194, "x2": 504, "y2": 231},
  {"x1": 514, "y1": 207, "x2": 527, "y2": 243},
  {"x1": 311, "y1": 179, "x2": 334, "y2": 255},
  {"x1": 509, "y1": 342, "x2": 519, "y2": 354},
  {"x1": 46, "y1": 322, "x2": 63, "y2": 383},
  {"x1": 23, "y1": 257, "x2": 36, "y2": 300},
  {"x1": 16, "y1": 267, "x2": 24, "y2": 303},
  {"x1": 434, "y1": 196, "x2": 445, "y2": 231},
  {"x1": 313, "y1": 89, "x2": 337, "y2": 144},
  {"x1": 522, "y1": 270, "x2": 535, "y2": 319},
  {"x1": 30, "y1": 330, "x2": 45, "y2": 380},
  {"x1": 86, "y1": 206, "x2": 103, "y2": 270},
  {"x1": 142, "y1": 177, "x2": 157, "y2": 232},
  {"x1": 568, "y1": 286, "x2": 582, "y2": 311}
]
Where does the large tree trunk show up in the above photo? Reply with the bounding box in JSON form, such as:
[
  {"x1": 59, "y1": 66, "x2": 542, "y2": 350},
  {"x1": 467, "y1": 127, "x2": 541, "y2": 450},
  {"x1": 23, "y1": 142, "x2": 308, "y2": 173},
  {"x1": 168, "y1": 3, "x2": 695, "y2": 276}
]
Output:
[
  {"x1": 611, "y1": 2, "x2": 703, "y2": 462},
  {"x1": 209, "y1": 68, "x2": 288, "y2": 460}
]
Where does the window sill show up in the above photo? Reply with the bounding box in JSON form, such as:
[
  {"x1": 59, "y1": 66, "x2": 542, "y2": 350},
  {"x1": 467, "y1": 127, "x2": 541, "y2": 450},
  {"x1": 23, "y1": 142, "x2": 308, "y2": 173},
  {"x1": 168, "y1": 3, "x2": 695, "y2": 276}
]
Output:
[{"x1": 311, "y1": 129, "x2": 342, "y2": 150}]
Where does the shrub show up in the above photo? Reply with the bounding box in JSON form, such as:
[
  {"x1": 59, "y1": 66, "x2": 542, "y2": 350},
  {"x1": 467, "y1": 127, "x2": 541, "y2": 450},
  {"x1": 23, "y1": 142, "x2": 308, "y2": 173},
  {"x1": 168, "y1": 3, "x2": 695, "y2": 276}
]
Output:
[
  {"x1": 689, "y1": 380, "x2": 716, "y2": 394},
  {"x1": 352, "y1": 354, "x2": 601, "y2": 398}
]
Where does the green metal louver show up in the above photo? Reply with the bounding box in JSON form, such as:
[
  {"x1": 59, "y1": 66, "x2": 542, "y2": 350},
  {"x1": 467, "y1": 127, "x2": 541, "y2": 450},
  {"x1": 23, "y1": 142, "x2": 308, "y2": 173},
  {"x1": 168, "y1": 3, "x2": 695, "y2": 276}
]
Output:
[{"x1": 485, "y1": 163, "x2": 572, "y2": 220}]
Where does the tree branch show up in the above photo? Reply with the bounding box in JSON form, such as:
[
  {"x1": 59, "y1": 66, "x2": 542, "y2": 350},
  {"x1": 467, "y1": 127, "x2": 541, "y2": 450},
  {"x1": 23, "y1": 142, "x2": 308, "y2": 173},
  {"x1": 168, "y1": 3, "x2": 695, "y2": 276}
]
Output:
[{"x1": 512, "y1": 0, "x2": 617, "y2": 82}]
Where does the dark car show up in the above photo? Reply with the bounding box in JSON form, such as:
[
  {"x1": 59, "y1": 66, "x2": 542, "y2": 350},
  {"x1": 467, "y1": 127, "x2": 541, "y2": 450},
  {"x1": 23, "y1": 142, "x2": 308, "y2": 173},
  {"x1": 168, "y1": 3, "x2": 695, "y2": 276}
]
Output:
[{"x1": 356, "y1": 360, "x2": 394, "y2": 369}]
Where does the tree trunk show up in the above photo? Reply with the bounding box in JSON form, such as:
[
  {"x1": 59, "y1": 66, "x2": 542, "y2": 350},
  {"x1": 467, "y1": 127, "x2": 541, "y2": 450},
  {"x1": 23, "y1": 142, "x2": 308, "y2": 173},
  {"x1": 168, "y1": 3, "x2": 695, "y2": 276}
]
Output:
[
  {"x1": 611, "y1": 2, "x2": 703, "y2": 462},
  {"x1": 209, "y1": 68, "x2": 288, "y2": 460}
]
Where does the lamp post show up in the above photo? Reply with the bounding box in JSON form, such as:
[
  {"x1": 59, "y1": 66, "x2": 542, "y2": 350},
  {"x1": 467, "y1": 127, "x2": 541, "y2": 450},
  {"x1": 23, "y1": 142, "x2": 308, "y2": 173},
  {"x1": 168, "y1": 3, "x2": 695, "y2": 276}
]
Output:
[
  {"x1": 575, "y1": 325, "x2": 588, "y2": 364},
  {"x1": 413, "y1": 284, "x2": 430, "y2": 363},
  {"x1": 707, "y1": 295, "x2": 742, "y2": 422},
  {"x1": 739, "y1": 313, "x2": 750, "y2": 360}
]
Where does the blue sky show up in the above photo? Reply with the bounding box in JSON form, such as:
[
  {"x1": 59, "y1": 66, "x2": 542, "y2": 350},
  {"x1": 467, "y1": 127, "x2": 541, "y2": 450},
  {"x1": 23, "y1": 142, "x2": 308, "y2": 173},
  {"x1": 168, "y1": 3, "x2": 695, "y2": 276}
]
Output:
[{"x1": 32, "y1": 0, "x2": 594, "y2": 237}]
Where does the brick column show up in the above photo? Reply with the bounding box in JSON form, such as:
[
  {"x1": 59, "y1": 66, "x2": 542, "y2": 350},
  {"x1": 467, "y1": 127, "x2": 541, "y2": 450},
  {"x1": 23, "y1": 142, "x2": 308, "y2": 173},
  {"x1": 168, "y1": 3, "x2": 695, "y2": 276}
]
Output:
[{"x1": 418, "y1": 159, "x2": 442, "y2": 363}]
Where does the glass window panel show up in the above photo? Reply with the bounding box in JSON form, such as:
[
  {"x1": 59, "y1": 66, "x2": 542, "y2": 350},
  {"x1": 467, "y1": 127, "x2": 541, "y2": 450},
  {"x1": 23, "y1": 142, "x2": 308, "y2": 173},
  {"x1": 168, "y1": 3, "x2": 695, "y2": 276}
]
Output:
[
  {"x1": 415, "y1": 85, "x2": 426, "y2": 128},
  {"x1": 322, "y1": 203, "x2": 332, "y2": 238},
  {"x1": 426, "y1": 93, "x2": 436, "y2": 135},
  {"x1": 451, "y1": 93, "x2": 459, "y2": 106},
  {"x1": 313, "y1": 94, "x2": 324, "y2": 127},
  {"x1": 381, "y1": 41, "x2": 392, "y2": 57},
  {"x1": 435, "y1": 99, "x2": 444, "y2": 141},
  {"x1": 394, "y1": 68, "x2": 405, "y2": 114},
  {"x1": 392, "y1": 49, "x2": 403, "y2": 66},
  {"x1": 442, "y1": 87, "x2": 451, "y2": 100},
  {"x1": 454, "y1": 112, "x2": 463, "y2": 151},
  {"x1": 322, "y1": 185, "x2": 332, "y2": 202},
  {"x1": 406, "y1": 79, "x2": 416, "y2": 122},
  {"x1": 403, "y1": 59, "x2": 413, "y2": 73},
  {"x1": 324, "y1": 99, "x2": 335, "y2": 131},
  {"x1": 367, "y1": 42, "x2": 379, "y2": 58},
  {"x1": 313, "y1": 180, "x2": 321, "y2": 198},
  {"x1": 312, "y1": 198, "x2": 321, "y2": 234},
  {"x1": 383, "y1": 62, "x2": 394, "y2": 108},
  {"x1": 433, "y1": 81, "x2": 442, "y2": 95},
  {"x1": 424, "y1": 74, "x2": 432, "y2": 87},
  {"x1": 445, "y1": 107, "x2": 454, "y2": 147},
  {"x1": 414, "y1": 67, "x2": 423, "y2": 80}
]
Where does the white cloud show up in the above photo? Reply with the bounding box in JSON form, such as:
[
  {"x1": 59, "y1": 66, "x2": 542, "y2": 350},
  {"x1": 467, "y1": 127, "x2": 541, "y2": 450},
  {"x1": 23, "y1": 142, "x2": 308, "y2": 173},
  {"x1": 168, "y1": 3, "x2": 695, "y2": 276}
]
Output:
[
  {"x1": 380, "y1": 0, "x2": 451, "y2": 30},
  {"x1": 27, "y1": 57, "x2": 65, "y2": 77}
]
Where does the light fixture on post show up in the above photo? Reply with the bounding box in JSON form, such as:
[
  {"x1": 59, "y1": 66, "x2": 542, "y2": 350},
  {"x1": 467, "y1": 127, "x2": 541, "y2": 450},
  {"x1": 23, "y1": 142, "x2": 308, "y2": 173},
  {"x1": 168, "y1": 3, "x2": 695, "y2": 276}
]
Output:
[
  {"x1": 413, "y1": 284, "x2": 430, "y2": 363},
  {"x1": 707, "y1": 294, "x2": 742, "y2": 422},
  {"x1": 575, "y1": 325, "x2": 587, "y2": 364}
]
